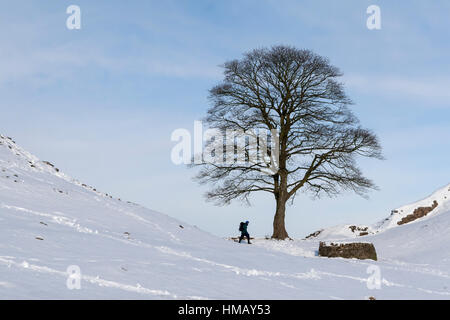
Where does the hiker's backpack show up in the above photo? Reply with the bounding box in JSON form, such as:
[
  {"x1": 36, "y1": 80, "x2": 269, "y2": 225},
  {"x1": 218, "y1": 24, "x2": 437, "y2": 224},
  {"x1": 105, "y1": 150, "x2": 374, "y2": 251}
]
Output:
[{"x1": 239, "y1": 222, "x2": 245, "y2": 232}]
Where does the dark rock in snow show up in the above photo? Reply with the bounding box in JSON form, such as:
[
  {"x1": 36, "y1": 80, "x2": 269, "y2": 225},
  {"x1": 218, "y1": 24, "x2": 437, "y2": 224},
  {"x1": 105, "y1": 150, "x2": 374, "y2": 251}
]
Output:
[
  {"x1": 319, "y1": 242, "x2": 377, "y2": 261},
  {"x1": 305, "y1": 230, "x2": 323, "y2": 239},
  {"x1": 397, "y1": 200, "x2": 438, "y2": 225}
]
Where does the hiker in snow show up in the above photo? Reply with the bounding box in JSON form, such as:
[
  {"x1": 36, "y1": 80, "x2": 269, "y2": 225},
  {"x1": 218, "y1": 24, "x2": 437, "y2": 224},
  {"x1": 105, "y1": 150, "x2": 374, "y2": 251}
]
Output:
[{"x1": 238, "y1": 221, "x2": 251, "y2": 244}]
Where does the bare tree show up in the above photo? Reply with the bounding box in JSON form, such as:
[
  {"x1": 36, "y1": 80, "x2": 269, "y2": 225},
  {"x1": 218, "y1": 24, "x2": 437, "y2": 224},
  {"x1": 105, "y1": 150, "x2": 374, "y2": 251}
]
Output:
[{"x1": 193, "y1": 46, "x2": 383, "y2": 240}]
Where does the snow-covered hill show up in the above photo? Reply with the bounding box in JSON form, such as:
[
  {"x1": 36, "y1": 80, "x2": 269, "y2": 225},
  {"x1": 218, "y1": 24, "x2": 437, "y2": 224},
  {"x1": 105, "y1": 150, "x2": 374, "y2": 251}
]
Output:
[
  {"x1": 306, "y1": 183, "x2": 450, "y2": 241},
  {"x1": 1, "y1": 134, "x2": 450, "y2": 299}
]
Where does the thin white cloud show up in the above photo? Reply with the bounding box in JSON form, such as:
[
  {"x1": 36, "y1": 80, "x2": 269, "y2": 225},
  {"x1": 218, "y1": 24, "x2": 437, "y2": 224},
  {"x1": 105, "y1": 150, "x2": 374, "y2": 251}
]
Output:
[
  {"x1": 345, "y1": 74, "x2": 450, "y2": 104},
  {"x1": 0, "y1": 41, "x2": 222, "y2": 87}
]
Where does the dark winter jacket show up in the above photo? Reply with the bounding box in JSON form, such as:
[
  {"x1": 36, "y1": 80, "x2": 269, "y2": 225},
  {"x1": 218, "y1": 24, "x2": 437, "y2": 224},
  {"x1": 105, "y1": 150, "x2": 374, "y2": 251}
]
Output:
[{"x1": 241, "y1": 222, "x2": 249, "y2": 233}]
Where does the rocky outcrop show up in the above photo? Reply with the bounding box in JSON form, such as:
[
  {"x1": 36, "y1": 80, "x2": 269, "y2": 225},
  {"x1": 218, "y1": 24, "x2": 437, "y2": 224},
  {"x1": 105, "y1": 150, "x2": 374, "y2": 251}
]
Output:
[
  {"x1": 305, "y1": 230, "x2": 323, "y2": 239},
  {"x1": 349, "y1": 225, "x2": 370, "y2": 236},
  {"x1": 397, "y1": 200, "x2": 438, "y2": 225},
  {"x1": 319, "y1": 242, "x2": 377, "y2": 261}
]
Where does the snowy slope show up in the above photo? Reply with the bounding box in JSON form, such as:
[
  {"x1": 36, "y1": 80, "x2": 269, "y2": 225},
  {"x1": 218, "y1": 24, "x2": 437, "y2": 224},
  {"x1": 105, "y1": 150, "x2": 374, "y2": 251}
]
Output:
[
  {"x1": 1, "y1": 135, "x2": 450, "y2": 299},
  {"x1": 306, "y1": 183, "x2": 450, "y2": 241}
]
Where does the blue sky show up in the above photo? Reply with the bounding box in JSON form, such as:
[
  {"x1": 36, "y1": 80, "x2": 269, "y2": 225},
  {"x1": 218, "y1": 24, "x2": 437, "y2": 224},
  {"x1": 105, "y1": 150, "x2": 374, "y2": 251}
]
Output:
[{"x1": 1, "y1": 0, "x2": 449, "y2": 237}]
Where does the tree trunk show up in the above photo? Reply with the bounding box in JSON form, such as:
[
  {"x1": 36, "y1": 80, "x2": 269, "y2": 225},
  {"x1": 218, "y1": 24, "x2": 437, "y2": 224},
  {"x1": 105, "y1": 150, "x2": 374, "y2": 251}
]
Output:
[
  {"x1": 272, "y1": 122, "x2": 289, "y2": 240},
  {"x1": 272, "y1": 195, "x2": 289, "y2": 240}
]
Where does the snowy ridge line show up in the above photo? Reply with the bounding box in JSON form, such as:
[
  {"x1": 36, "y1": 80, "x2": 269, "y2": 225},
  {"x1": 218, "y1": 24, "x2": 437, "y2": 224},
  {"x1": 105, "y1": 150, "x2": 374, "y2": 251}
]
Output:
[
  {"x1": 0, "y1": 134, "x2": 72, "y2": 181},
  {"x1": 306, "y1": 182, "x2": 450, "y2": 240},
  {"x1": 0, "y1": 256, "x2": 206, "y2": 299},
  {"x1": 0, "y1": 134, "x2": 131, "y2": 204},
  {"x1": 375, "y1": 182, "x2": 450, "y2": 230}
]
